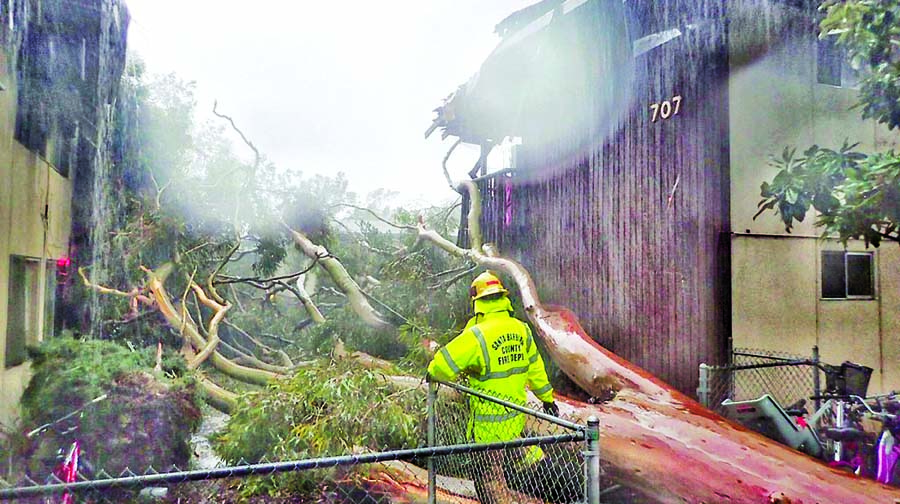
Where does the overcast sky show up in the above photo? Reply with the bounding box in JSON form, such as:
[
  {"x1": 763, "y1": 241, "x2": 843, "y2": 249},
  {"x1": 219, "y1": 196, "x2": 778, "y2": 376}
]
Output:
[{"x1": 125, "y1": 0, "x2": 535, "y2": 206}]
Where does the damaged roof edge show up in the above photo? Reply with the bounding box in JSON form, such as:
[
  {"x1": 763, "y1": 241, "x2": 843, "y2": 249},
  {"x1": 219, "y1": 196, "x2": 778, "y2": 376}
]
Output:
[{"x1": 425, "y1": 0, "x2": 595, "y2": 144}]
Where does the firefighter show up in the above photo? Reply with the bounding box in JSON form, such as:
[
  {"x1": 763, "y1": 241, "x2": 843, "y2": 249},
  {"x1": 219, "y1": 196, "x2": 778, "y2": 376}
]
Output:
[{"x1": 427, "y1": 271, "x2": 558, "y2": 503}]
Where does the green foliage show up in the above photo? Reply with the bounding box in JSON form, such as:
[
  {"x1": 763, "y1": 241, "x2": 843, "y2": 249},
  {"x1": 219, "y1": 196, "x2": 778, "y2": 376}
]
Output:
[
  {"x1": 821, "y1": 0, "x2": 900, "y2": 130},
  {"x1": 212, "y1": 361, "x2": 424, "y2": 497},
  {"x1": 18, "y1": 336, "x2": 201, "y2": 476},
  {"x1": 23, "y1": 337, "x2": 154, "y2": 423},
  {"x1": 757, "y1": 142, "x2": 900, "y2": 247},
  {"x1": 756, "y1": 1, "x2": 900, "y2": 246}
]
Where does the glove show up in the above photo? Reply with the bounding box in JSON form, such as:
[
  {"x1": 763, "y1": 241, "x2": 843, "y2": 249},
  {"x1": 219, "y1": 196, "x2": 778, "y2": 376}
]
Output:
[
  {"x1": 542, "y1": 401, "x2": 559, "y2": 417},
  {"x1": 425, "y1": 373, "x2": 433, "y2": 383}
]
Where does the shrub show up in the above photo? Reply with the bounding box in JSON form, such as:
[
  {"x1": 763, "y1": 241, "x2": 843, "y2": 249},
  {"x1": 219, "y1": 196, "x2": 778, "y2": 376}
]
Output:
[{"x1": 212, "y1": 360, "x2": 425, "y2": 497}]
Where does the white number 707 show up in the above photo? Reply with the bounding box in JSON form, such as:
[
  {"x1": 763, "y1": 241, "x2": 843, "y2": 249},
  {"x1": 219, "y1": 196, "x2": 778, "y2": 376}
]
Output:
[{"x1": 649, "y1": 95, "x2": 682, "y2": 123}]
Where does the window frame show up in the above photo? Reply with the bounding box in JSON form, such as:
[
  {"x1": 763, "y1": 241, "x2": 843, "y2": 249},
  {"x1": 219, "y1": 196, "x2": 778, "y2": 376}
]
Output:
[
  {"x1": 5, "y1": 256, "x2": 55, "y2": 368},
  {"x1": 816, "y1": 34, "x2": 860, "y2": 89},
  {"x1": 820, "y1": 250, "x2": 876, "y2": 301}
]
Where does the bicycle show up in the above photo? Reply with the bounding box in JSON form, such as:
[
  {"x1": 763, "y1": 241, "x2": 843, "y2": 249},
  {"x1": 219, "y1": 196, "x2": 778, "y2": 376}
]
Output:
[
  {"x1": 803, "y1": 388, "x2": 900, "y2": 485},
  {"x1": 24, "y1": 394, "x2": 106, "y2": 503},
  {"x1": 870, "y1": 394, "x2": 900, "y2": 485}
]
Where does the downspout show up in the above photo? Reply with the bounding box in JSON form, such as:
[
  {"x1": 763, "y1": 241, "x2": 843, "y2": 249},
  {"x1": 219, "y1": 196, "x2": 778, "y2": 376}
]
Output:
[
  {"x1": 877, "y1": 249, "x2": 884, "y2": 390},
  {"x1": 36, "y1": 160, "x2": 50, "y2": 344}
]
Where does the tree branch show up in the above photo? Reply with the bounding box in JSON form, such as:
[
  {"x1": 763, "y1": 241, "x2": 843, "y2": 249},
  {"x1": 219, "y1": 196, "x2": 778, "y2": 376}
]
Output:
[
  {"x1": 214, "y1": 259, "x2": 320, "y2": 287},
  {"x1": 432, "y1": 266, "x2": 478, "y2": 290},
  {"x1": 457, "y1": 180, "x2": 482, "y2": 252},
  {"x1": 280, "y1": 276, "x2": 326, "y2": 323},
  {"x1": 442, "y1": 138, "x2": 462, "y2": 192},
  {"x1": 143, "y1": 264, "x2": 281, "y2": 385},
  {"x1": 207, "y1": 240, "x2": 241, "y2": 305},
  {"x1": 286, "y1": 226, "x2": 392, "y2": 330},
  {"x1": 332, "y1": 203, "x2": 417, "y2": 231},
  {"x1": 212, "y1": 100, "x2": 260, "y2": 172},
  {"x1": 188, "y1": 283, "x2": 231, "y2": 370}
]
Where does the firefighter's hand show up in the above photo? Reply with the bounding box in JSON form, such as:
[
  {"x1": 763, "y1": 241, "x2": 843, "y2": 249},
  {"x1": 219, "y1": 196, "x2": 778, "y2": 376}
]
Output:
[{"x1": 542, "y1": 401, "x2": 559, "y2": 417}]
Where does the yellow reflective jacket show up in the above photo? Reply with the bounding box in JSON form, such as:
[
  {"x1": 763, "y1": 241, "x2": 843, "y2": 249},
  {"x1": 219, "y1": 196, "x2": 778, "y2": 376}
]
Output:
[{"x1": 427, "y1": 296, "x2": 554, "y2": 443}]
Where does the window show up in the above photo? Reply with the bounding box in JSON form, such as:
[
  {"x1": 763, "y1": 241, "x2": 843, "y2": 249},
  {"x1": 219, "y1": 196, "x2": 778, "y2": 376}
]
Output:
[
  {"x1": 821, "y1": 251, "x2": 874, "y2": 299},
  {"x1": 49, "y1": 119, "x2": 77, "y2": 177},
  {"x1": 5, "y1": 256, "x2": 55, "y2": 368},
  {"x1": 817, "y1": 35, "x2": 859, "y2": 88}
]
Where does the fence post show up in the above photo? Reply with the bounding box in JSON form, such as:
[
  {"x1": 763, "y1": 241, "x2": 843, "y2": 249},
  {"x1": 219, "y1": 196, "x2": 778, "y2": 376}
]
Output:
[
  {"x1": 427, "y1": 382, "x2": 436, "y2": 504},
  {"x1": 584, "y1": 416, "x2": 601, "y2": 504},
  {"x1": 698, "y1": 363, "x2": 709, "y2": 408},
  {"x1": 812, "y1": 345, "x2": 821, "y2": 412}
]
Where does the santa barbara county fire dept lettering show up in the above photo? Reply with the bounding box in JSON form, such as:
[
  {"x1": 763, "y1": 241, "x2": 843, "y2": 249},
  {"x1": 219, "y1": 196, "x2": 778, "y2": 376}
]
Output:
[{"x1": 492, "y1": 333, "x2": 525, "y2": 365}]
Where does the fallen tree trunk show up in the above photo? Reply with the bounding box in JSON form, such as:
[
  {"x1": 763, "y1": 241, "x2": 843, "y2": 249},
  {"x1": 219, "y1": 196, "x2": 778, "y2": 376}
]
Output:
[
  {"x1": 355, "y1": 457, "x2": 546, "y2": 504},
  {"x1": 345, "y1": 459, "x2": 479, "y2": 504},
  {"x1": 412, "y1": 185, "x2": 900, "y2": 503}
]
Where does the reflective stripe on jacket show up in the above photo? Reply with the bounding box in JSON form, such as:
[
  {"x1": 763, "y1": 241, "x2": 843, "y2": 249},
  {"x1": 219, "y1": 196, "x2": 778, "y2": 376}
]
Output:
[{"x1": 427, "y1": 296, "x2": 554, "y2": 442}]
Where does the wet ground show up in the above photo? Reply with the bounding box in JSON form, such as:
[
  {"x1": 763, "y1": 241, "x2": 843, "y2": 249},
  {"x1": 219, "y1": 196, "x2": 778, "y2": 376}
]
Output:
[{"x1": 190, "y1": 409, "x2": 228, "y2": 470}]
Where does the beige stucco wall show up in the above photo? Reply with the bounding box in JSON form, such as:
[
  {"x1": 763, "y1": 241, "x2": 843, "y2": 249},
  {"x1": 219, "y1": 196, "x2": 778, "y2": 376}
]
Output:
[
  {"x1": 732, "y1": 236, "x2": 898, "y2": 394},
  {"x1": 729, "y1": 18, "x2": 900, "y2": 395},
  {"x1": 0, "y1": 38, "x2": 74, "y2": 428}
]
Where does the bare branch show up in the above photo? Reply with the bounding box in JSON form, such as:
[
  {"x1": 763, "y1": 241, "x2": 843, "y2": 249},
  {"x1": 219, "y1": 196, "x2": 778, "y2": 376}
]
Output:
[
  {"x1": 441, "y1": 199, "x2": 462, "y2": 234},
  {"x1": 217, "y1": 338, "x2": 289, "y2": 374},
  {"x1": 428, "y1": 264, "x2": 475, "y2": 279},
  {"x1": 187, "y1": 283, "x2": 231, "y2": 369},
  {"x1": 223, "y1": 320, "x2": 274, "y2": 353},
  {"x1": 258, "y1": 332, "x2": 295, "y2": 345},
  {"x1": 332, "y1": 203, "x2": 417, "y2": 231},
  {"x1": 228, "y1": 284, "x2": 246, "y2": 312},
  {"x1": 432, "y1": 265, "x2": 478, "y2": 290},
  {"x1": 358, "y1": 287, "x2": 415, "y2": 328},
  {"x1": 227, "y1": 249, "x2": 257, "y2": 263},
  {"x1": 212, "y1": 100, "x2": 260, "y2": 172},
  {"x1": 214, "y1": 259, "x2": 320, "y2": 287},
  {"x1": 183, "y1": 241, "x2": 211, "y2": 257},
  {"x1": 442, "y1": 138, "x2": 462, "y2": 192},
  {"x1": 148, "y1": 171, "x2": 173, "y2": 211},
  {"x1": 207, "y1": 240, "x2": 241, "y2": 305},
  {"x1": 78, "y1": 267, "x2": 136, "y2": 298}
]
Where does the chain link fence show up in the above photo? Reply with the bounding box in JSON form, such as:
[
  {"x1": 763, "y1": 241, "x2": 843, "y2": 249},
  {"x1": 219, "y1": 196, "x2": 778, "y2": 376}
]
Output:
[
  {"x1": 0, "y1": 380, "x2": 600, "y2": 504},
  {"x1": 698, "y1": 347, "x2": 822, "y2": 414},
  {"x1": 428, "y1": 380, "x2": 595, "y2": 504}
]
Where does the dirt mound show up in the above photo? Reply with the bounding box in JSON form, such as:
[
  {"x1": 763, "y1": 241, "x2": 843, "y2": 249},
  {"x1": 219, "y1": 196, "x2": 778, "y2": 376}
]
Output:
[{"x1": 21, "y1": 370, "x2": 201, "y2": 480}]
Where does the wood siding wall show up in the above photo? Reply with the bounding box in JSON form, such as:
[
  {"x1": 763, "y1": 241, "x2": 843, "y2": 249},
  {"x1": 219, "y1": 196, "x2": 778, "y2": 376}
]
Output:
[{"x1": 468, "y1": 0, "x2": 731, "y2": 395}]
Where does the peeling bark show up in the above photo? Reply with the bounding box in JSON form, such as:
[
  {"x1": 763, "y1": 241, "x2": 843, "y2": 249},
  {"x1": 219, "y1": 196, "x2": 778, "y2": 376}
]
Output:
[{"x1": 350, "y1": 459, "x2": 479, "y2": 504}]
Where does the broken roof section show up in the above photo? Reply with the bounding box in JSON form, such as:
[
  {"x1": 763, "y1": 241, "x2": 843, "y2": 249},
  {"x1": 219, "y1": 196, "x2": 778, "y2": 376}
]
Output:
[{"x1": 426, "y1": 0, "x2": 633, "y2": 156}]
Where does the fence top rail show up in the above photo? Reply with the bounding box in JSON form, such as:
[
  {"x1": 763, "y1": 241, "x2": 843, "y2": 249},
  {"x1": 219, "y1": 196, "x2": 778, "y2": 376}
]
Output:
[
  {"x1": 732, "y1": 351, "x2": 806, "y2": 363},
  {"x1": 720, "y1": 359, "x2": 816, "y2": 372},
  {"x1": 0, "y1": 432, "x2": 584, "y2": 499},
  {"x1": 431, "y1": 379, "x2": 585, "y2": 432}
]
